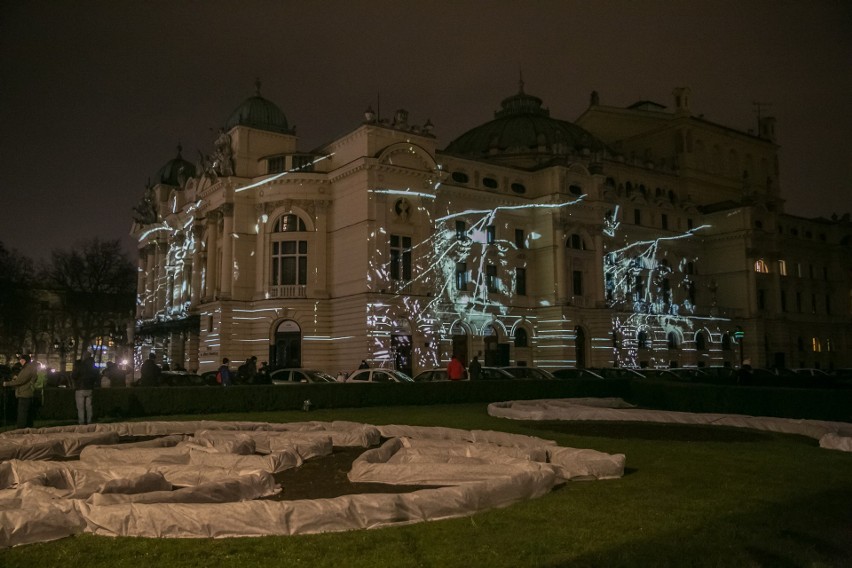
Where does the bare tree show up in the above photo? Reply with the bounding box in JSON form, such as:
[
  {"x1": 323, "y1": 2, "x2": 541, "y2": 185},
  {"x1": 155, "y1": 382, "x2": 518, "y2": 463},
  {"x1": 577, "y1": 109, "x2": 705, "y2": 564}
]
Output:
[
  {"x1": 46, "y1": 238, "x2": 135, "y2": 361},
  {"x1": 0, "y1": 242, "x2": 37, "y2": 361}
]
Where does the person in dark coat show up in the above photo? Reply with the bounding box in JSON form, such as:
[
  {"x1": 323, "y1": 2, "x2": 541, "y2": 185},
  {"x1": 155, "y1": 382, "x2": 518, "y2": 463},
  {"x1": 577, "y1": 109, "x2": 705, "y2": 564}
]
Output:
[
  {"x1": 3, "y1": 354, "x2": 37, "y2": 429},
  {"x1": 73, "y1": 352, "x2": 99, "y2": 424},
  {"x1": 218, "y1": 358, "x2": 232, "y2": 386},
  {"x1": 468, "y1": 356, "x2": 482, "y2": 381},
  {"x1": 140, "y1": 353, "x2": 161, "y2": 387}
]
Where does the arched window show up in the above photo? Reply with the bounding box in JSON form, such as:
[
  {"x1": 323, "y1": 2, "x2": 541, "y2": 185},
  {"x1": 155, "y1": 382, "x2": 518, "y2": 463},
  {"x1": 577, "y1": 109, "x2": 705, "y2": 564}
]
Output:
[
  {"x1": 567, "y1": 234, "x2": 585, "y2": 250},
  {"x1": 695, "y1": 331, "x2": 707, "y2": 351},
  {"x1": 754, "y1": 259, "x2": 769, "y2": 273},
  {"x1": 667, "y1": 331, "x2": 679, "y2": 350},
  {"x1": 273, "y1": 214, "x2": 306, "y2": 233},
  {"x1": 514, "y1": 328, "x2": 528, "y2": 348}
]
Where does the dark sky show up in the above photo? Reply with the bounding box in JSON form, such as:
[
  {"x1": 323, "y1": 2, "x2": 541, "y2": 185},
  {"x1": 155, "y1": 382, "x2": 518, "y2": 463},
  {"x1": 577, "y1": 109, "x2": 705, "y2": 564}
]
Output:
[{"x1": 2, "y1": 0, "x2": 850, "y2": 262}]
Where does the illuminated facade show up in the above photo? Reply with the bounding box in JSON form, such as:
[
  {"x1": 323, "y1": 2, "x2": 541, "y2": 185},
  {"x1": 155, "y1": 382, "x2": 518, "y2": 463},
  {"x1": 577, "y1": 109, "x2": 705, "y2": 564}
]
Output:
[{"x1": 132, "y1": 83, "x2": 851, "y2": 375}]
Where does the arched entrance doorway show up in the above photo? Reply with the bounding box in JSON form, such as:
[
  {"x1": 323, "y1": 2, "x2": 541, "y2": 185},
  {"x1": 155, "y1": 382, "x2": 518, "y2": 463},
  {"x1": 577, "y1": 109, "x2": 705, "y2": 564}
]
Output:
[
  {"x1": 484, "y1": 324, "x2": 510, "y2": 367},
  {"x1": 272, "y1": 319, "x2": 301, "y2": 369},
  {"x1": 450, "y1": 321, "x2": 468, "y2": 366},
  {"x1": 392, "y1": 320, "x2": 413, "y2": 377},
  {"x1": 574, "y1": 325, "x2": 587, "y2": 369}
]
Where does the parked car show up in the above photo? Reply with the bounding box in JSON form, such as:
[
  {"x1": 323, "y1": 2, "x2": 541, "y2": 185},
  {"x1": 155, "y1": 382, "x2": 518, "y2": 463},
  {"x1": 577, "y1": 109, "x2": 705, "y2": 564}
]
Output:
[
  {"x1": 412, "y1": 368, "x2": 449, "y2": 382},
  {"x1": 552, "y1": 368, "x2": 605, "y2": 380},
  {"x1": 587, "y1": 367, "x2": 644, "y2": 380},
  {"x1": 345, "y1": 368, "x2": 413, "y2": 383},
  {"x1": 270, "y1": 368, "x2": 337, "y2": 384},
  {"x1": 479, "y1": 366, "x2": 516, "y2": 380},
  {"x1": 501, "y1": 366, "x2": 556, "y2": 380}
]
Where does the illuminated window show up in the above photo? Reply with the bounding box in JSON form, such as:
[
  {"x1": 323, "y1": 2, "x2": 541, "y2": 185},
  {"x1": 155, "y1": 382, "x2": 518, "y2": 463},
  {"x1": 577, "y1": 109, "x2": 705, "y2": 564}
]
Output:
[
  {"x1": 515, "y1": 268, "x2": 526, "y2": 295},
  {"x1": 826, "y1": 338, "x2": 833, "y2": 352},
  {"x1": 486, "y1": 264, "x2": 498, "y2": 293},
  {"x1": 486, "y1": 225, "x2": 495, "y2": 244},
  {"x1": 515, "y1": 229, "x2": 525, "y2": 249},
  {"x1": 514, "y1": 328, "x2": 528, "y2": 348},
  {"x1": 778, "y1": 260, "x2": 787, "y2": 276},
  {"x1": 389, "y1": 235, "x2": 411, "y2": 281},
  {"x1": 455, "y1": 262, "x2": 468, "y2": 290},
  {"x1": 812, "y1": 337, "x2": 821, "y2": 352},
  {"x1": 754, "y1": 259, "x2": 769, "y2": 273}
]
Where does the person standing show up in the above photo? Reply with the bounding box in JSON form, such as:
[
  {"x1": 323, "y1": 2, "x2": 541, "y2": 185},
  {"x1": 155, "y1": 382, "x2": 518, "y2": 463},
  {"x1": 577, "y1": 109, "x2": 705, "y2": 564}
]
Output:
[
  {"x1": 447, "y1": 354, "x2": 466, "y2": 381},
  {"x1": 73, "y1": 352, "x2": 98, "y2": 425},
  {"x1": 358, "y1": 360, "x2": 370, "y2": 369},
  {"x1": 139, "y1": 353, "x2": 161, "y2": 387},
  {"x1": 468, "y1": 355, "x2": 482, "y2": 381},
  {"x1": 2, "y1": 354, "x2": 37, "y2": 429},
  {"x1": 218, "y1": 357, "x2": 232, "y2": 386}
]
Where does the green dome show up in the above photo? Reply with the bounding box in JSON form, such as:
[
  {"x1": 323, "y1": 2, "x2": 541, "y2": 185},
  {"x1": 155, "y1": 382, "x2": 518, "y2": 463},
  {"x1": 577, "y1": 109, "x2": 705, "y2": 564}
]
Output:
[
  {"x1": 156, "y1": 146, "x2": 196, "y2": 187},
  {"x1": 225, "y1": 84, "x2": 293, "y2": 134},
  {"x1": 445, "y1": 84, "x2": 607, "y2": 164}
]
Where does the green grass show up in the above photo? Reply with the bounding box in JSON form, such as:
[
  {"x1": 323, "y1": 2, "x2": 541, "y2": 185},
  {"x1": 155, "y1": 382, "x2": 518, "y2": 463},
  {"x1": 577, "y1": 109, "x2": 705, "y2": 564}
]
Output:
[{"x1": 3, "y1": 403, "x2": 851, "y2": 567}]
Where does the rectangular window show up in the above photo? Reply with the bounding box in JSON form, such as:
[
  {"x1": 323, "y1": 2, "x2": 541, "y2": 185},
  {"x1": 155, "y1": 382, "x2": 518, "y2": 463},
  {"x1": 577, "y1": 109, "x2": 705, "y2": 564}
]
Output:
[
  {"x1": 780, "y1": 290, "x2": 787, "y2": 312},
  {"x1": 778, "y1": 260, "x2": 787, "y2": 276},
  {"x1": 572, "y1": 270, "x2": 583, "y2": 296},
  {"x1": 455, "y1": 262, "x2": 468, "y2": 290},
  {"x1": 634, "y1": 208, "x2": 641, "y2": 225},
  {"x1": 292, "y1": 154, "x2": 315, "y2": 172},
  {"x1": 486, "y1": 264, "x2": 498, "y2": 293},
  {"x1": 825, "y1": 294, "x2": 831, "y2": 313},
  {"x1": 687, "y1": 218, "x2": 694, "y2": 230},
  {"x1": 796, "y1": 291, "x2": 802, "y2": 312},
  {"x1": 809, "y1": 264, "x2": 814, "y2": 279},
  {"x1": 661, "y1": 214, "x2": 668, "y2": 230},
  {"x1": 811, "y1": 293, "x2": 817, "y2": 313},
  {"x1": 515, "y1": 267, "x2": 527, "y2": 295},
  {"x1": 455, "y1": 220, "x2": 466, "y2": 240},
  {"x1": 757, "y1": 289, "x2": 766, "y2": 310},
  {"x1": 389, "y1": 235, "x2": 412, "y2": 281},
  {"x1": 271, "y1": 240, "x2": 308, "y2": 285},
  {"x1": 268, "y1": 156, "x2": 285, "y2": 174},
  {"x1": 515, "y1": 229, "x2": 525, "y2": 249},
  {"x1": 486, "y1": 225, "x2": 495, "y2": 244},
  {"x1": 796, "y1": 263, "x2": 803, "y2": 278}
]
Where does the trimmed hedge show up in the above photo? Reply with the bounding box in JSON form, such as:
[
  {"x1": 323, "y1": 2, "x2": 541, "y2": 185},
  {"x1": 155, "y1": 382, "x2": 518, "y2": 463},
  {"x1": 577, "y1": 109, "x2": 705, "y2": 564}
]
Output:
[{"x1": 32, "y1": 379, "x2": 852, "y2": 423}]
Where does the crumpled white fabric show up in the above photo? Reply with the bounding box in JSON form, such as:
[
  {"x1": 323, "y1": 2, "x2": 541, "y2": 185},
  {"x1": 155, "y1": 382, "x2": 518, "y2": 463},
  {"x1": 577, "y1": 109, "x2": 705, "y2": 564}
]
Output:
[
  {"x1": 0, "y1": 419, "x2": 623, "y2": 547},
  {"x1": 488, "y1": 398, "x2": 852, "y2": 452}
]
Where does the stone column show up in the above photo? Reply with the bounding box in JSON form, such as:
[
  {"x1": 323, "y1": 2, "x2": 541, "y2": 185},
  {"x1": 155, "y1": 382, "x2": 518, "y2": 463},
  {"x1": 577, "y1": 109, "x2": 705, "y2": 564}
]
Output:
[
  {"x1": 137, "y1": 248, "x2": 148, "y2": 318},
  {"x1": 554, "y1": 231, "x2": 567, "y2": 304},
  {"x1": 255, "y1": 206, "x2": 267, "y2": 298},
  {"x1": 145, "y1": 244, "x2": 157, "y2": 318},
  {"x1": 220, "y1": 203, "x2": 234, "y2": 299},
  {"x1": 190, "y1": 224, "x2": 204, "y2": 304}
]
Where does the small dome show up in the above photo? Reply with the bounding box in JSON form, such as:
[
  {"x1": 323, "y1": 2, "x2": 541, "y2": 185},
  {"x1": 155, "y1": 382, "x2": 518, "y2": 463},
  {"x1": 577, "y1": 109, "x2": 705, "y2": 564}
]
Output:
[
  {"x1": 445, "y1": 83, "x2": 608, "y2": 164},
  {"x1": 156, "y1": 145, "x2": 196, "y2": 187},
  {"x1": 225, "y1": 81, "x2": 293, "y2": 134}
]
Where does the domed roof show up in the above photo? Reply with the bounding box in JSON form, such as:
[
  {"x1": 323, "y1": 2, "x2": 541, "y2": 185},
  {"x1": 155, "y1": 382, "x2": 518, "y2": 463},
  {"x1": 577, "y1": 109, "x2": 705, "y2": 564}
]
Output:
[
  {"x1": 444, "y1": 82, "x2": 608, "y2": 165},
  {"x1": 225, "y1": 81, "x2": 294, "y2": 134},
  {"x1": 156, "y1": 145, "x2": 196, "y2": 187}
]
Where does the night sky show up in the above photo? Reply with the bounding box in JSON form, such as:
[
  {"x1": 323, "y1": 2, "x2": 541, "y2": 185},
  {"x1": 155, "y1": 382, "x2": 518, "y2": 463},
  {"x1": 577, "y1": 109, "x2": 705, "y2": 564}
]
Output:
[{"x1": 2, "y1": 0, "x2": 850, "y2": 262}]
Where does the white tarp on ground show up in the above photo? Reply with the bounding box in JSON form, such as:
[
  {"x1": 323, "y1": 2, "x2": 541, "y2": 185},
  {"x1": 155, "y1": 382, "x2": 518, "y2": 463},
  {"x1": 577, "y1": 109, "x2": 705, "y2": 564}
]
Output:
[
  {"x1": 0, "y1": 420, "x2": 624, "y2": 548},
  {"x1": 487, "y1": 398, "x2": 852, "y2": 452}
]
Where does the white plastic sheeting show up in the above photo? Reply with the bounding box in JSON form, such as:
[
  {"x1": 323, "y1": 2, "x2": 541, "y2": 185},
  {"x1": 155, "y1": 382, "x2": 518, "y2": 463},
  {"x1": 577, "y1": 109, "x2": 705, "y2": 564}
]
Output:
[
  {"x1": 487, "y1": 398, "x2": 852, "y2": 452},
  {"x1": 0, "y1": 420, "x2": 624, "y2": 547}
]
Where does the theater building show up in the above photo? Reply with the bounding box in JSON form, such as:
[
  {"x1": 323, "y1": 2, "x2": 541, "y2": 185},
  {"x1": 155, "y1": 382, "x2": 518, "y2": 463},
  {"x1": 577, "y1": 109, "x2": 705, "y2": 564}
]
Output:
[{"x1": 131, "y1": 82, "x2": 851, "y2": 375}]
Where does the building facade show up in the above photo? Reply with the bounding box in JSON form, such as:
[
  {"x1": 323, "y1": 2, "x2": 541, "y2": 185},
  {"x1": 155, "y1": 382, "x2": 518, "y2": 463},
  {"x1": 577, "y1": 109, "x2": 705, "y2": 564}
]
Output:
[{"x1": 131, "y1": 83, "x2": 852, "y2": 375}]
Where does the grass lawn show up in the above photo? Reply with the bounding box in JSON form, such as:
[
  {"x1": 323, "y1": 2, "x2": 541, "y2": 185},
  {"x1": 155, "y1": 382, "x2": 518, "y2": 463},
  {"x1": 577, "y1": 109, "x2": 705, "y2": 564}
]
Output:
[{"x1": 2, "y1": 403, "x2": 851, "y2": 567}]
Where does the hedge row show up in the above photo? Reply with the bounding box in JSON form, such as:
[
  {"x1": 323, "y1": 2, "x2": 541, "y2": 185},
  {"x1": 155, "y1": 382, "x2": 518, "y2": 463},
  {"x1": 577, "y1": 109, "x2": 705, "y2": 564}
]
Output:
[{"x1": 28, "y1": 379, "x2": 852, "y2": 423}]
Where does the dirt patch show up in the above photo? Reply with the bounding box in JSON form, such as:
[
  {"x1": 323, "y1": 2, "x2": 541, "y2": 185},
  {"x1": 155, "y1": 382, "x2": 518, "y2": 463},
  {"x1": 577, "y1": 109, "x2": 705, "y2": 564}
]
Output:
[{"x1": 268, "y1": 446, "x2": 444, "y2": 501}]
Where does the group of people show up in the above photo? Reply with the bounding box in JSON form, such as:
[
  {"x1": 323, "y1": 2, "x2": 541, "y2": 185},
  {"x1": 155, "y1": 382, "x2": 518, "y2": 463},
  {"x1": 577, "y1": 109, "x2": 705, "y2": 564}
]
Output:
[{"x1": 447, "y1": 354, "x2": 482, "y2": 381}]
